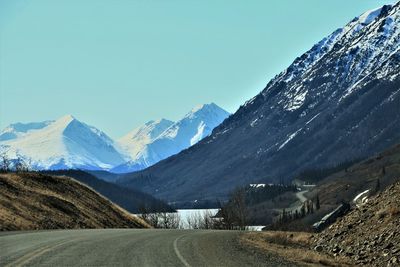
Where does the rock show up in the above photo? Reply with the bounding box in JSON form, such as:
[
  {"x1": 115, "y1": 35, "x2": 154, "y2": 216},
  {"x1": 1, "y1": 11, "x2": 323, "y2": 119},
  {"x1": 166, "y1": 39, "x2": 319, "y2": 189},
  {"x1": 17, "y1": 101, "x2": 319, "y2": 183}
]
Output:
[{"x1": 314, "y1": 245, "x2": 323, "y2": 252}]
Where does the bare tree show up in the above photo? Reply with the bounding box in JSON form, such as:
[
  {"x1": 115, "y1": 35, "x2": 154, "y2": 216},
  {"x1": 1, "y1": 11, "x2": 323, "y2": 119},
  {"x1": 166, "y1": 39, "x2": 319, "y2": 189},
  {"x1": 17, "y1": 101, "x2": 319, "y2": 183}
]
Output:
[
  {"x1": 216, "y1": 188, "x2": 249, "y2": 230},
  {"x1": 15, "y1": 157, "x2": 30, "y2": 173},
  {"x1": 0, "y1": 153, "x2": 11, "y2": 173},
  {"x1": 138, "y1": 204, "x2": 181, "y2": 229}
]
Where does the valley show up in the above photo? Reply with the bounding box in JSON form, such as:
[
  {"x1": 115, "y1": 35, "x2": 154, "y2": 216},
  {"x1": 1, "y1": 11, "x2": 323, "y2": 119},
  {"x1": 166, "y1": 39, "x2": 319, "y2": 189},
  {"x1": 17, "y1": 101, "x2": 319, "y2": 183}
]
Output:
[{"x1": 1, "y1": 1, "x2": 399, "y2": 266}]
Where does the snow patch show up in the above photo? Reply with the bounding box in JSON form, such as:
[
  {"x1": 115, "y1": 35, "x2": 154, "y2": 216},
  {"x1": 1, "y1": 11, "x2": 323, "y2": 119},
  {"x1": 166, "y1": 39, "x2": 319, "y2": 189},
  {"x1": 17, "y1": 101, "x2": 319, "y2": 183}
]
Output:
[{"x1": 278, "y1": 128, "x2": 302, "y2": 150}]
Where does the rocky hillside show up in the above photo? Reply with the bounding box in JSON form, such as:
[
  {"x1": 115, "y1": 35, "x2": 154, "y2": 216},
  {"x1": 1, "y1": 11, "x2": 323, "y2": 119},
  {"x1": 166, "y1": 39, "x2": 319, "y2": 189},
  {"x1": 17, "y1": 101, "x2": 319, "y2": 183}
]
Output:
[
  {"x1": 313, "y1": 181, "x2": 400, "y2": 266},
  {"x1": 0, "y1": 172, "x2": 149, "y2": 230},
  {"x1": 119, "y1": 3, "x2": 400, "y2": 202}
]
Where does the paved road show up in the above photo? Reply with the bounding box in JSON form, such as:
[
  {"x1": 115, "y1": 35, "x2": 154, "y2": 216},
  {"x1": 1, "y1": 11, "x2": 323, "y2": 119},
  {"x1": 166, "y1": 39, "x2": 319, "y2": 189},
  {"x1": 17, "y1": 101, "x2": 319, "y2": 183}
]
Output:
[
  {"x1": 0, "y1": 229, "x2": 295, "y2": 267},
  {"x1": 295, "y1": 190, "x2": 308, "y2": 203}
]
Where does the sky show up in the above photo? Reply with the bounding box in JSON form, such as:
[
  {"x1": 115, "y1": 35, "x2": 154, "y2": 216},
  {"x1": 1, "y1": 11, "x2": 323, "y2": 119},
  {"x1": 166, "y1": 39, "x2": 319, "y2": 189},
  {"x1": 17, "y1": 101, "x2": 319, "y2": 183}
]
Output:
[{"x1": 0, "y1": 0, "x2": 394, "y2": 138}]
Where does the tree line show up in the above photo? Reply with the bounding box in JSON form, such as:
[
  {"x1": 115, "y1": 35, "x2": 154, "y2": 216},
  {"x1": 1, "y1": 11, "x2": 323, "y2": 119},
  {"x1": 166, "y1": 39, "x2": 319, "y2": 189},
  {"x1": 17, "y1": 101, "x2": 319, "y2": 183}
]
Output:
[
  {"x1": 0, "y1": 153, "x2": 31, "y2": 173},
  {"x1": 295, "y1": 158, "x2": 363, "y2": 184}
]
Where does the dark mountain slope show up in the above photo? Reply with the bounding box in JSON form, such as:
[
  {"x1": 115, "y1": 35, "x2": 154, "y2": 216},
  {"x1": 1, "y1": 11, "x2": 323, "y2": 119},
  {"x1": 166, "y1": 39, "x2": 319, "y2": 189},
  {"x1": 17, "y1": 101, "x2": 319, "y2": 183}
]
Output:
[
  {"x1": 119, "y1": 3, "x2": 400, "y2": 202},
  {"x1": 44, "y1": 170, "x2": 173, "y2": 213}
]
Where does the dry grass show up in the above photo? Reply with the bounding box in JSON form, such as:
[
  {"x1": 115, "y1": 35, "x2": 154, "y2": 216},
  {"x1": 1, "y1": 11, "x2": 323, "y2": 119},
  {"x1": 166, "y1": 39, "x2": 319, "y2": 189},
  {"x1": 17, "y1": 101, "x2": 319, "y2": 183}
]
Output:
[
  {"x1": 241, "y1": 231, "x2": 353, "y2": 267},
  {"x1": 0, "y1": 172, "x2": 150, "y2": 230},
  {"x1": 376, "y1": 204, "x2": 400, "y2": 220},
  {"x1": 388, "y1": 206, "x2": 400, "y2": 217}
]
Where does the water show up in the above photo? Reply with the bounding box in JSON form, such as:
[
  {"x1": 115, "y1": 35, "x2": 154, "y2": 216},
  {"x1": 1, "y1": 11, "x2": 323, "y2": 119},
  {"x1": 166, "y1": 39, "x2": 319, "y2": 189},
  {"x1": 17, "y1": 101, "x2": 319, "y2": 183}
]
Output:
[
  {"x1": 136, "y1": 208, "x2": 264, "y2": 230},
  {"x1": 177, "y1": 209, "x2": 219, "y2": 229}
]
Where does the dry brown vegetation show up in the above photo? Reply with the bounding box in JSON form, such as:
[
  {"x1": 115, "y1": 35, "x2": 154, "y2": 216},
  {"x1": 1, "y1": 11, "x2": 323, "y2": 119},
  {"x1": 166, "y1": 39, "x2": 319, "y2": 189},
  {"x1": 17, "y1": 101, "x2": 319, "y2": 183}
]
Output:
[
  {"x1": 241, "y1": 231, "x2": 352, "y2": 266},
  {"x1": 307, "y1": 144, "x2": 400, "y2": 207},
  {"x1": 0, "y1": 172, "x2": 150, "y2": 230}
]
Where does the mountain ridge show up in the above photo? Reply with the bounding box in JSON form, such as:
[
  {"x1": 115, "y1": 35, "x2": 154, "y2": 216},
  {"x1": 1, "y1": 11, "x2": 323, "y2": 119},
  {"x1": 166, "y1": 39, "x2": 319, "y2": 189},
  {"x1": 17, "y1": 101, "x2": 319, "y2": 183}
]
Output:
[{"x1": 0, "y1": 103, "x2": 229, "y2": 173}]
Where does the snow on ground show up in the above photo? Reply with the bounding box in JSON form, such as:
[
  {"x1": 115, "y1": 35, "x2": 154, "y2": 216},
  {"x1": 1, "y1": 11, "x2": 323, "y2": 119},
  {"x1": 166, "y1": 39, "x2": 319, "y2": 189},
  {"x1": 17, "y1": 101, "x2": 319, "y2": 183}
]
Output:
[
  {"x1": 353, "y1": 189, "x2": 370, "y2": 208},
  {"x1": 278, "y1": 128, "x2": 302, "y2": 150}
]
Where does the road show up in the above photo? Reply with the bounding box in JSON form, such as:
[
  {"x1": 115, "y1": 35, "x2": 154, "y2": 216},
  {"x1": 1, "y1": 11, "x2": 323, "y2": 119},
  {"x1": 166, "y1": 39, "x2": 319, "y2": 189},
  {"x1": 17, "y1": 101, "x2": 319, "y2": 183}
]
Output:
[
  {"x1": 295, "y1": 190, "x2": 308, "y2": 203},
  {"x1": 0, "y1": 229, "x2": 295, "y2": 267}
]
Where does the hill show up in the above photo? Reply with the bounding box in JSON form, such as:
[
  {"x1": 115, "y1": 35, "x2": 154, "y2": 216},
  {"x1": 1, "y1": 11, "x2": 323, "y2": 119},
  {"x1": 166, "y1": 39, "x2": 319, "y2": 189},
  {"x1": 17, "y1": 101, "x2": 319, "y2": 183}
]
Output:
[
  {"x1": 307, "y1": 143, "x2": 400, "y2": 208},
  {"x1": 43, "y1": 170, "x2": 173, "y2": 213},
  {"x1": 0, "y1": 172, "x2": 149, "y2": 230},
  {"x1": 118, "y1": 4, "x2": 400, "y2": 202},
  {"x1": 262, "y1": 143, "x2": 400, "y2": 231}
]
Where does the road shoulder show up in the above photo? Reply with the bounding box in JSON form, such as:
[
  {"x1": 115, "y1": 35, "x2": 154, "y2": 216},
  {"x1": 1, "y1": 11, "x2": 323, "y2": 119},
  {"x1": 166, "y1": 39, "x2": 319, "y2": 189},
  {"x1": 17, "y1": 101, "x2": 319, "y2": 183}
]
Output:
[{"x1": 240, "y1": 231, "x2": 352, "y2": 267}]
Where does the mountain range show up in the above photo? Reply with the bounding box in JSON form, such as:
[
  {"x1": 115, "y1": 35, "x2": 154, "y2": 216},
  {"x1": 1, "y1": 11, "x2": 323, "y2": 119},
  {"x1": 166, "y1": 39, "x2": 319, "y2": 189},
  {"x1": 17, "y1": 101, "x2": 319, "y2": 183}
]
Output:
[
  {"x1": 118, "y1": 4, "x2": 400, "y2": 202},
  {"x1": 113, "y1": 103, "x2": 230, "y2": 173},
  {"x1": 0, "y1": 103, "x2": 229, "y2": 173}
]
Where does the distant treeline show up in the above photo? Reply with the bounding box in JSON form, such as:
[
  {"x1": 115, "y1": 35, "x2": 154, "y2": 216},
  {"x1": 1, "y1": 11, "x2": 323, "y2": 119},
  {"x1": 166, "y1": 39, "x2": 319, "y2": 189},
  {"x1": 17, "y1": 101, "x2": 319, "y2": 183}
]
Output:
[
  {"x1": 295, "y1": 158, "x2": 363, "y2": 184},
  {"x1": 245, "y1": 184, "x2": 297, "y2": 206},
  {"x1": 41, "y1": 170, "x2": 175, "y2": 214}
]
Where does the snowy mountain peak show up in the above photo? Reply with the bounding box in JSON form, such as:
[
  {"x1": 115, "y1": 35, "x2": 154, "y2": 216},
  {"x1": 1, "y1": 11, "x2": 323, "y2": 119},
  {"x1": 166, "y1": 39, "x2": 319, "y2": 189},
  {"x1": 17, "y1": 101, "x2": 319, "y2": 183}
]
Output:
[
  {"x1": 57, "y1": 114, "x2": 76, "y2": 123},
  {"x1": 0, "y1": 115, "x2": 125, "y2": 170},
  {"x1": 118, "y1": 118, "x2": 175, "y2": 158},
  {"x1": 357, "y1": 5, "x2": 392, "y2": 25},
  {"x1": 255, "y1": 2, "x2": 400, "y2": 114},
  {"x1": 112, "y1": 103, "x2": 230, "y2": 173},
  {"x1": 51, "y1": 114, "x2": 77, "y2": 130},
  {"x1": 185, "y1": 102, "x2": 230, "y2": 120}
]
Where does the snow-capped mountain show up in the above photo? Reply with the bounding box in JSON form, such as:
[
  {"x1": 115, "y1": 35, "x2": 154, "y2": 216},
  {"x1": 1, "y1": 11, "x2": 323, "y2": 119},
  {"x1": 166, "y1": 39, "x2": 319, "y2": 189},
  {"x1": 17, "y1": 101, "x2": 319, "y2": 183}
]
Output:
[
  {"x1": 118, "y1": 4, "x2": 400, "y2": 202},
  {"x1": 118, "y1": 119, "x2": 175, "y2": 161},
  {"x1": 0, "y1": 115, "x2": 126, "y2": 170},
  {"x1": 112, "y1": 103, "x2": 230, "y2": 173}
]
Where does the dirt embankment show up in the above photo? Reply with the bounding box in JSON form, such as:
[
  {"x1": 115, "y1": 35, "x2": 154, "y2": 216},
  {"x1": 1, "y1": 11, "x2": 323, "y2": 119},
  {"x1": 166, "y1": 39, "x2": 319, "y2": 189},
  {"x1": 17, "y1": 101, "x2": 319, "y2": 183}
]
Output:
[
  {"x1": 0, "y1": 172, "x2": 149, "y2": 230},
  {"x1": 312, "y1": 181, "x2": 400, "y2": 266},
  {"x1": 243, "y1": 181, "x2": 400, "y2": 266}
]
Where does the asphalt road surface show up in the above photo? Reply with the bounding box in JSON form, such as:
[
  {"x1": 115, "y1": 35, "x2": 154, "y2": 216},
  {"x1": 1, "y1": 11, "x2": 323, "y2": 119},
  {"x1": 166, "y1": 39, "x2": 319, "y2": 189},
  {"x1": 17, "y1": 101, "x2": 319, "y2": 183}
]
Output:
[{"x1": 0, "y1": 229, "x2": 296, "y2": 266}]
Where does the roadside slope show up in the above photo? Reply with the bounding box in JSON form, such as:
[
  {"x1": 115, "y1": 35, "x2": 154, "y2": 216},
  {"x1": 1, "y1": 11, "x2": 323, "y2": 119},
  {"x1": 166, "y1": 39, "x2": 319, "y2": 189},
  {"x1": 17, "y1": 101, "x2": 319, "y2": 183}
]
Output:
[
  {"x1": 313, "y1": 181, "x2": 400, "y2": 266},
  {"x1": 0, "y1": 172, "x2": 149, "y2": 230}
]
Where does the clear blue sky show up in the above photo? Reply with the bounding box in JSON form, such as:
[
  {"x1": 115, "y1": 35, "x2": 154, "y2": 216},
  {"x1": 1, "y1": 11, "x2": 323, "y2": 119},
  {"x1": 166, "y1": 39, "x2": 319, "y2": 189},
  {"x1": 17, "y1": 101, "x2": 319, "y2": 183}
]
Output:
[{"x1": 0, "y1": 0, "x2": 393, "y2": 138}]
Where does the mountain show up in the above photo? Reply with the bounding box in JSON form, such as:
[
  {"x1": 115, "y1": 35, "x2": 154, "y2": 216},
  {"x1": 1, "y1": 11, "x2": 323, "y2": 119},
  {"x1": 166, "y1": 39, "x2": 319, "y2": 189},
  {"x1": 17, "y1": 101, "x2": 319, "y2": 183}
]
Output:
[
  {"x1": 112, "y1": 103, "x2": 230, "y2": 173},
  {"x1": 0, "y1": 104, "x2": 228, "y2": 173},
  {"x1": 0, "y1": 172, "x2": 149, "y2": 230},
  {"x1": 0, "y1": 115, "x2": 126, "y2": 170},
  {"x1": 118, "y1": 4, "x2": 400, "y2": 202},
  {"x1": 113, "y1": 119, "x2": 175, "y2": 173},
  {"x1": 118, "y1": 119, "x2": 175, "y2": 159}
]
